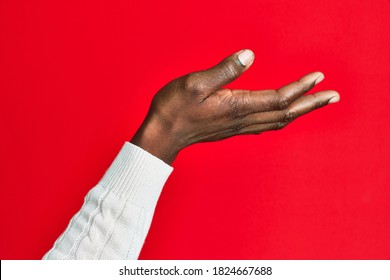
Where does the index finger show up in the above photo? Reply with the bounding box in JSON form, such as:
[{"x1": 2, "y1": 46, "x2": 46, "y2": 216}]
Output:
[{"x1": 234, "y1": 71, "x2": 327, "y2": 116}]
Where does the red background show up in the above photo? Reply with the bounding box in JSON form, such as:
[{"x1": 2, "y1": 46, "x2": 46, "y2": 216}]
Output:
[{"x1": 1, "y1": 0, "x2": 389, "y2": 259}]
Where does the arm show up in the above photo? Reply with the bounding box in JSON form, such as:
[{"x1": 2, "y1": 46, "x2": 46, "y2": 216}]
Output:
[
  {"x1": 43, "y1": 143, "x2": 172, "y2": 259},
  {"x1": 43, "y1": 49, "x2": 339, "y2": 259}
]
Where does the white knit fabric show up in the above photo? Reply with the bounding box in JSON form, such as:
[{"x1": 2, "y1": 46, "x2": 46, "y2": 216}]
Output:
[{"x1": 43, "y1": 142, "x2": 173, "y2": 260}]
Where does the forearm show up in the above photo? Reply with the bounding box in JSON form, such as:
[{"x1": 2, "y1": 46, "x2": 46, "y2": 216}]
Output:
[{"x1": 43, "y1": 142, "x2": 173, "y2": 260}]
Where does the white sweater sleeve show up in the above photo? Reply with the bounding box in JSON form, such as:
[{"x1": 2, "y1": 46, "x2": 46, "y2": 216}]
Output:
[{"x1": 43, "y1": 142, "x2": 173, "y2": 260}]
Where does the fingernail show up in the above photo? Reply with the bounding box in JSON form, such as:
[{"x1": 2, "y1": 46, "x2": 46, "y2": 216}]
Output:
[
  {"x1": 314, "y1": 73, "x2": 325, "y2": 85},
  {"x1": 238, "y1": 49, "x2": 254, "y2": 66},
  {"x1": 328, "y1": 96, "x2": 340, "y2": 104}
]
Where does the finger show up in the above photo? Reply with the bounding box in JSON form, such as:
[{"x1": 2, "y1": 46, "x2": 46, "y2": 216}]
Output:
[
  {"x1": 201, "y1": 122, "x2": 279, "y2": 141},
  {"x1": 242, "y1": 110, "x2": 288, "y2": 124},
  {"x1": 285, "y1": 90, "x2": 340, "y2": 120},
  {"x1": 186, "y1": 49, "x2": 255, "y2": 99},
  {"x1": 277, "y1": 71, "x2": 325, "y2": 105},
  {"x1": 235, "y1": 122, "x2": 288, "y2": 135},
  {"x1": 232, "y1": 72, "x2": 328, "y2": 116},
  {"x1": 243, "y1": 90, "x2": 340, "y2": 126}
]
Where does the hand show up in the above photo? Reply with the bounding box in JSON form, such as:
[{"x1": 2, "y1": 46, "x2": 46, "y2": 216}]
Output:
[{"x1": 131, "y1": 49, "x2": 340, "y2": 164}]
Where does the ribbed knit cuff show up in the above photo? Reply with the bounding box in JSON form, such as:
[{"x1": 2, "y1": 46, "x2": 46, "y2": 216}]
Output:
[{"x1": 98, "y1": 142, "x2": 173, "y2": 211}]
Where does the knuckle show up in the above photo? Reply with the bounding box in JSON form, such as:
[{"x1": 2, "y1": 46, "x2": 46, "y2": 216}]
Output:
[
  {"x1": 265, "y1": 90, "x2": 279, "y2": 110},
  {"x1": 298, "y1": 78, "x2": 313, "y2": 92},
  {"x1": 312, "y1": 96, "x2": 323, "y2": 109},
  {"x1": 229, "y1": 122, "x2": 245, "y2": 133},
  {"x1": 221, "y1": 61, "x2": 240, "y2": 80},
  {"x1": 283, "y1": 109, "x2": 298, "y2": 123},
  {"x1": 277, "y1": 94, "x2": 290, "y2": 110},
  {"x1": 227, "y1": 97, "x2": 242, "y2": 120},
  {"x1": 183, "y1": 73, "x2": 206, "y2": 94},
  {"x1": 183, "y1": 74, "x2": 197, "y2": 92},
  {"x1": 274, "y1": 122, "x2": 288, "y2": 130},
  {"x1": 295, "y1": 80, "x2": 310, "y2": 94}
]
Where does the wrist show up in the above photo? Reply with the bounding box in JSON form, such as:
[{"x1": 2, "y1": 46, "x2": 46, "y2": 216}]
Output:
[{"x1": 131, "y1": 114, "x2": 181, "y2": 165}]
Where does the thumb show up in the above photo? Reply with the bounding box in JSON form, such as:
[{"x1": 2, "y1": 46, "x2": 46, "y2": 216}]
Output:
[{"x1": 186, "y1": 49, "x2": 255, "y2": 99}]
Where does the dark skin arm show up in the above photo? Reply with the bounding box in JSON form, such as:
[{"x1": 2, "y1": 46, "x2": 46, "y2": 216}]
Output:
[{"x1": 131, "y1": 49, "x2": 340, "y2": 164}]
